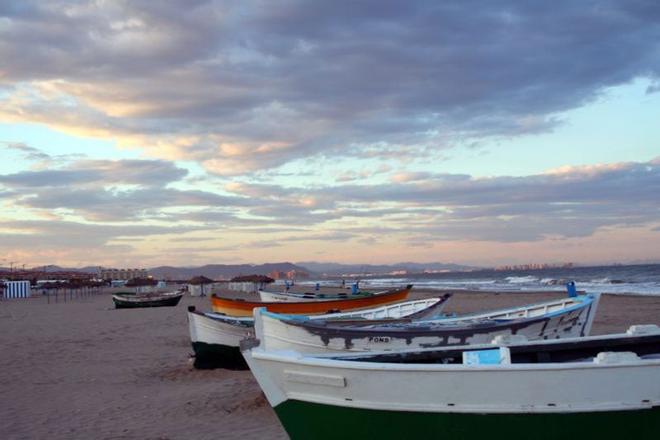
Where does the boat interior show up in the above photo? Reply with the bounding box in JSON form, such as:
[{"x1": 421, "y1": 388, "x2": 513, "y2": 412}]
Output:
[{"x1": 330, "y1": 333, "x2": 660, "y2": 365}]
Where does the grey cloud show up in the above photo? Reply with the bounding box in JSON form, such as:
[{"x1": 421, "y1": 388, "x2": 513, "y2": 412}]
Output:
[
  {"x1": 2, "y1": 1, "x2": 660, "y2": 173},
  {"x1": 18, "y1": 187, "x2": 251, "y2": 221},
  {"x1": 322, "y1": 164, "x2": 660, "y2": 207},
  {"x1": 0, "y1": 189, "x2": 15, "y2": 199},
  {"x1": 0, "y1": 159, "x2": 187, "y2": 188},
  {"x1": 2, "y1": 142, "x2": 52, "y2": 161},
  {"x1": 0, "y1": 220, "x2": 204, "y2": 249},
  {"x1": 0, "y1": 158, "x2": 252, "y2": 221},
  {"x1": 167, "y1": 236, "x2": 222, "y2": 242},
  {"x1": 217, "y1": 159, "x2": 660, "y2": 242},
  {"x1": 242, "y1": 231, "x2": 356, "y2": 249}
]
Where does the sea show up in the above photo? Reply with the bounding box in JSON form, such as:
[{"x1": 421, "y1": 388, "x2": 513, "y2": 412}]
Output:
[{"x1": 301, "y1": 264, "x2": 660, "y2": 296}]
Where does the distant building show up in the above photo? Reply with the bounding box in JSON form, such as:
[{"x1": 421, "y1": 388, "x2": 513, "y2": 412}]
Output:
[
  {"x1": 268, "y1": 270, "x2": 309, "y2": 280},
  {"x1": 268, "y1": 270, "x2": 286, "y2": 280},
  {"x1": 286, "y1": 269, "x2": 309, "y2": 279},
  {"x1": 99, "y1": 268, "x2": 148, "y2": 281}
]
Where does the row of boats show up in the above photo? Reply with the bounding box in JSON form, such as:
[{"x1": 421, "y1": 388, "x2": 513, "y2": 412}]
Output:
[{"x1": 185, "y1": 282, "x2": 660, "y2": 438}]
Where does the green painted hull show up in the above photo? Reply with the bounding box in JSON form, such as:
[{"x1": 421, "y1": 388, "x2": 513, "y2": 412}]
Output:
[
  {"x1": 191, "y1": 342, "x2": 248, "y2": 370},
  {"x1": 274, "y1": 400, "x2": 660, "y2": 440}
]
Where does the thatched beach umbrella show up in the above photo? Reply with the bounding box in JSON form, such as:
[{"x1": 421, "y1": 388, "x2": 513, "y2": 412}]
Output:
[
  {"x1": 230, "y1": 275, "x2": 275, "y2": 283},
  {"x1": 188, "y1": 275, "x2": 214, "y2": 296}
]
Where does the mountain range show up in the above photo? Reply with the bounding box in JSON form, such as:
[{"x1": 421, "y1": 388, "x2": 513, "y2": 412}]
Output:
[
  {"x1": 147, "y1": 263, "x2": 309, "y2": 280},
  {"x1": 2, "y1": 261, "x2": 476, "y2": 279}
]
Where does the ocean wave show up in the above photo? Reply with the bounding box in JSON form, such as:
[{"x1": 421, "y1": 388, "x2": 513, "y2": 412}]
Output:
[{"x1": 504, "y1": 275, "x2": 538, "y2": 284}]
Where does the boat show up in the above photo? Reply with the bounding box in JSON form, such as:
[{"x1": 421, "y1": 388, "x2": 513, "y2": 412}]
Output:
[
  {"x1": 112, "y1": 291, "x2": 184, "y2": 309},
  {"x1": 187, "y1": 295, "x2": 451, "y2": 369},
  {"x1": 258, "y1": 288, "x2": 373, "y2": 302},
  {"x1": 255, "y1": 292, "x2": 600, "y2": 353},
  {"x1": 210, "y1": 284, "x2": 413, "y2": 317},
  {"x1": 242, "y1": 325, "x2": 660, "y2": 439},
  {"x1": 188, "y1": 311, "x2": 253, "y2": 369}
]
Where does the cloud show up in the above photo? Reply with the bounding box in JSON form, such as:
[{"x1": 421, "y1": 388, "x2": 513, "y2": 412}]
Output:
[
  {"x1": 218, "y1": 158, "x2": 660, "y2": 242},
  {"x1": 0, "y1": 158, "x2": 187, "y2": 188},
  {"x1": 2, "y1": 142, "x2": 52, "y2": 161},
  {"x1": 0, "y1": 157, "x2": 256, "y2": 221},
  {"x1": 2, "y1": 1, "x2": 660, "y2": 174},
  {"x1": 2, "y1": 156, "x2": 659, "y2": 264},
  {"x1": 3, "y1": 155, "x2": 658, "y2": 244},
  {"x1": 0, "y1": 219, "x2": 203, "y2": 249}
]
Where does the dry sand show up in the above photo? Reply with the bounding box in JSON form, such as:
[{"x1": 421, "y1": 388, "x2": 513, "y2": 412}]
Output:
[{"x1": 1, "y1": 289, "x2": 659, "y2": 439}]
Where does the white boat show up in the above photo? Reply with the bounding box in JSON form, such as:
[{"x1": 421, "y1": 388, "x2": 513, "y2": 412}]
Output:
[
  {"x1": 255, "y1": 293, "x2": 600, "y2": 354},
  {"x1": 187, "y1": 295, "x2": 451, "y2": 369},
  {"x1": 242, "y1": 324, "x2": 660, "y2": 439}
]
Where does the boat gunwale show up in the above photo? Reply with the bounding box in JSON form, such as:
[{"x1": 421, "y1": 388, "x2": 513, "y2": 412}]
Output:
[{"x1": 260, "y1": 294, "x2": 595, "y2": 336}]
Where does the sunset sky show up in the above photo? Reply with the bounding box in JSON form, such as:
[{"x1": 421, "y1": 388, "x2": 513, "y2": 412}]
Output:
[{"x1": 1, "y1": 1, "x2": 660, "y2": 268}]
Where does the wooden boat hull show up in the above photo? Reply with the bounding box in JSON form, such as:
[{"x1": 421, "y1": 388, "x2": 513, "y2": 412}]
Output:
[
  {"x1": 211, "y1": 285, "x2": 412, "y2": 317},
  {"x1": 112, "y1": 292, "x2": 183, "y2": 309},
  {"x1": 187, "y1": 296, "x2": 449, "y2": 369},
  {"x1": 256, "y1": 294, "x2": 600, "y2": 353},
  {"x1": 243, "y1": 329, "x2": 660, "y2": 440}
]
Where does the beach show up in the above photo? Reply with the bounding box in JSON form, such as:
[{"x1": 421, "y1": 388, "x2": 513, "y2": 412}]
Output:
[{"x1": 1, "y1": 289, "x2": 659, "y2": 440}]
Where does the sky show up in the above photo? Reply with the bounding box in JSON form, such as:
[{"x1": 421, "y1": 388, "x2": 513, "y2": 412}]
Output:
[{"x1": 1, "y1": 0, "x2": 660, "y2": 268}]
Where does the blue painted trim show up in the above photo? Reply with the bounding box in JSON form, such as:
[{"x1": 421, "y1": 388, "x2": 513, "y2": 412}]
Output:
[
  {"x1": 425, "y1": 294, "x2": 595, "y2": 322},
  {"x1": 261, "y1": 309, "x2": 310, "y2": 321}
]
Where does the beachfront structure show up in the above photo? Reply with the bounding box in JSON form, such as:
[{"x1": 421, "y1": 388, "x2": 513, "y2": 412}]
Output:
[
  {"x1": 229, "y1": 275, "x2": 275, "y2": 293},
  {"x1": 2, "y1": 280, "x2": 31, "y2": 299},
  {"x1": 100, "y1": 268, "x2": 148, "y2": 281},
  {"x1": 188, "y1": 276, "x2": 214, "y2": 297}
]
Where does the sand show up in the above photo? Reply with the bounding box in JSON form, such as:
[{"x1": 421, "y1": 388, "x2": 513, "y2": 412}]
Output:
[{"x1": 1, "y1": 289, "x2": 659, "y2": 439}]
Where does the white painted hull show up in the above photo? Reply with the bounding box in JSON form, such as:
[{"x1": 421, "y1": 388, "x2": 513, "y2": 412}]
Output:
[
  {"x1": 188, "y1": 311, "x2": 253, "y2": 347},
  {"x1": 243, "y1": 332, "x2": 660, "y2": 413},
  {"x1": 257, "y1": 294, "x2": 600, "y2": 354}
]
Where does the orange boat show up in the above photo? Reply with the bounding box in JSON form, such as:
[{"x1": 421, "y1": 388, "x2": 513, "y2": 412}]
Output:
[{"x1": 211, "y1": 285, "x2": 412, "y2": 317}]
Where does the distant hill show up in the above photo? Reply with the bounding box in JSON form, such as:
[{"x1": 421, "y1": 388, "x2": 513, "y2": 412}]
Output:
[
  {"x1": 148, "y1": 262, "x2": 313, "y2": 280},
  {"x1": 4, "y1": 261, "x2": 476, "y2": 280},
  {"x1": 297, "y1": 261, "x2": 478, "y2": 276}
]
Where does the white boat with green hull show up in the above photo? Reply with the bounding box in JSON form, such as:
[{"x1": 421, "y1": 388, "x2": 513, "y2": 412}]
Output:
[
  {"x1": 242, "y1": 324, "x2": 660, "y2": 440},
  {"x1": 257, "y1": 292, "x2": 600, "y2": 354},
  {"x1": 187, "y1": 295, "x2": 451, "y2": 369}
]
